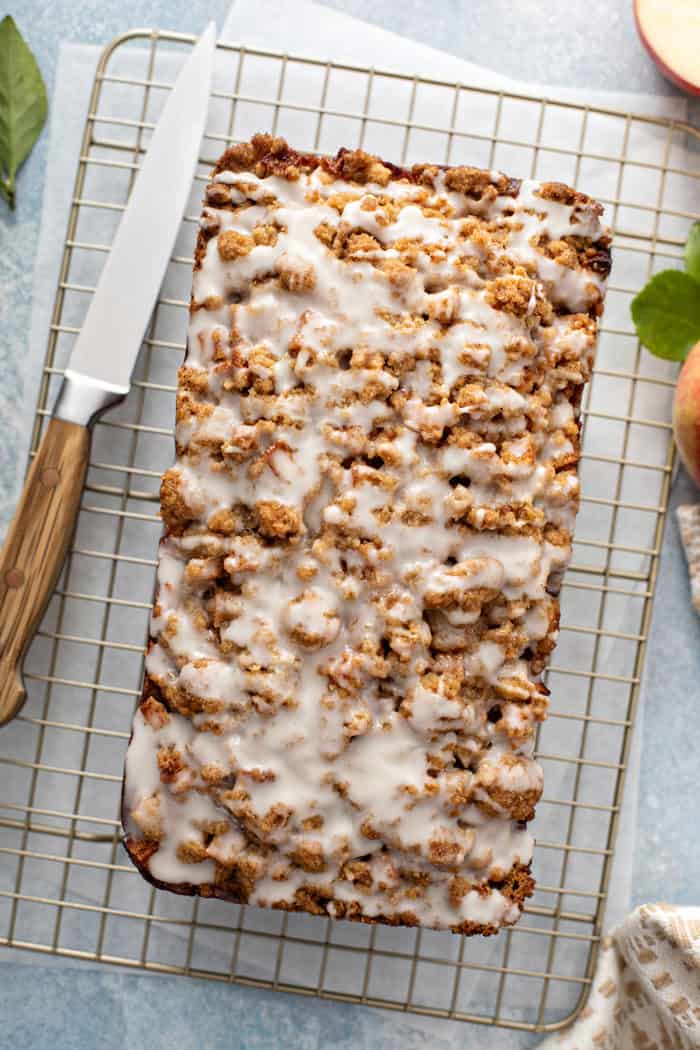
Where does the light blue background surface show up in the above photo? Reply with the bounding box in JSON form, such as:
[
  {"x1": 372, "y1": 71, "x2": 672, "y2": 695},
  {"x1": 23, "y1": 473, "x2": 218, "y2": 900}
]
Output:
[{"x1": 1, "y1": 2, "x2": 699, "y2": 1047}]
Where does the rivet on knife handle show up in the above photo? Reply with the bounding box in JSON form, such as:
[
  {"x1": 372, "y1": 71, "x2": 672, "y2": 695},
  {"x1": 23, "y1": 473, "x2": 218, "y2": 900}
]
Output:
[{"x1": 0, "y1": 418, "x2": 90, "y2": 725}]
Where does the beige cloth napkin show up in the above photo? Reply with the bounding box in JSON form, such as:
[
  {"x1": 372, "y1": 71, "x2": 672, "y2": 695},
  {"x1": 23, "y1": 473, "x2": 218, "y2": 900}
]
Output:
[
  {"x1": 540, "y1": 904, "x2": 700, "y2": 1049},
  {"x1": 678, "y1": 505, "x2": 700, "y2": 614}
]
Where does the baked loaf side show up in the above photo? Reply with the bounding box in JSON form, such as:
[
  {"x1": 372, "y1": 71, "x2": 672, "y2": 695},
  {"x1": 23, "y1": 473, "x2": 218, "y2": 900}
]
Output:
[{"x1": 122, "y1": 135, "x2": 610, "y2": 934}]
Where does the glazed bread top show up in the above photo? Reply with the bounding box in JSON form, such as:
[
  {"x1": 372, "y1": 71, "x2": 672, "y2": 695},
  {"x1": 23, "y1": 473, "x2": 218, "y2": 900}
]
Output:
[{"x1": 123, "y1": 135, "x2": 610, "y2": 932}]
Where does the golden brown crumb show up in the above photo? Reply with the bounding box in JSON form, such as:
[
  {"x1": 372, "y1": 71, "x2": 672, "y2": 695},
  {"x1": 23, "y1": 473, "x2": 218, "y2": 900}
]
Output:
[
  {"x1": 205, "y1": 182, "x2": 232, "y2": 207},
  {"x1": 379, "y1": 258, "x2": 416, "y2": 290},
  {"x1": 217, "y1": 229, "x2": 254, "y2": 261},
  {"x1": 538, "y1": 181, "x2": 599, "y2": 211},
  {"x1": 341, "y1": 859, "x2": 372, "y2": 887},
  {"x1": 160, "y1": 469, "x2": 196, "y2": 533},
  {"x1": 334, "y1": 149, "x2": 392, "y2": 186},
  {"x1": 140, "y1": 696, "x2": 170, "y2": 730},
  {"x1": 448, "y1": 875, "x2": 473, "y2": 906},
  {"x1": 290, "y1": 840, "x2": 326, "y2": 873},
  {"x1": 156, "y1": 745, "x2": 186, "y2": 783},
  {"x1": 444, "y1": 166, "x2": 494, "y2": 196},
  {"x1": 314, "y1": 220, "x2": 336, "y2": 247},
  {"x1": 200, "y1": 764, "x2": 228, "y2": 784},
  {"x1": 256, "y1": 500, "x2": 303, "y2": 540},
  {"x1": 485, "y1": 275, "x2": 535, "y2": 317},
  {"x1": 217, "y1": 140, "x2": 257, "y2": 172},
  {"x1": 207, "y1": 508, "x2": 240, "y2": 535},
  {"x1": 276, "y1": 254, "x2": 316, "y2": 292},
  {"x1": 252, "y1": 223, "x2": 280, "y2": 246},
  {"x1": 346, "y1": 231, "x2": 382, "y2": 255},
  {"x1": 259, "y1": 803, "x2": 293, "y2": 835},
  {"x1": 179, "y1": 364, "x2": 210, "y2": 395},
  {"x1": 483, "y1": 786, "x2": 541, "y2": 822},
  {"x1": 126, "y1": 837, "x2": 159, "y2": 866},
  {"x1": 176, "y1": 840, "x2": 209, "y2": 864}
]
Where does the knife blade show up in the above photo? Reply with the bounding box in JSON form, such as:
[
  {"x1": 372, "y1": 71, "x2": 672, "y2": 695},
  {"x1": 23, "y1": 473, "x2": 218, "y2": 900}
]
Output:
[
  {"x1": 62, "y1": 22, "x2": 216, "y2": 403},
  {"x1": 0, "y1": 24, "x2": 216, "y2": 725}
]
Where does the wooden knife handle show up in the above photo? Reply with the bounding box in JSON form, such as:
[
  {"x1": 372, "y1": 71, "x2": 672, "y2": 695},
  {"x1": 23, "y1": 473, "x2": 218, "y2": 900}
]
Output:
[{"x1": 0, "y1": 418, "x2": 90, "y2": 725}]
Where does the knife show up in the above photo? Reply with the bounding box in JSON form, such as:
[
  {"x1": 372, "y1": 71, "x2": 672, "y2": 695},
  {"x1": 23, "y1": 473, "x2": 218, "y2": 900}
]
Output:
[{"x1": 0, "y1": 23, "x2": 216, "y2": 725}]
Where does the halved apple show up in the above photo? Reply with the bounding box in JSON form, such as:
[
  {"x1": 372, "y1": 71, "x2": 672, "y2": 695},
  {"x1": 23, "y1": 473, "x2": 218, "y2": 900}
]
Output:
[
  {"x1": 635, "y1": 0, "x2": 700, "y2": 95},
  {"x1": 673, "y1": 341, "x2": 700, "y2": 488}
]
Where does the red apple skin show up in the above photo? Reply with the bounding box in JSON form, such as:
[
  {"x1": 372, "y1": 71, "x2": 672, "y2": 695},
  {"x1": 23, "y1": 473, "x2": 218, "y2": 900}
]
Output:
[
  {"x1": 673, "y1": 342, "x2": 700, "y2": 488},
  {"x1": 634, "y1": 0, "x2": 700, "y2": 96}
]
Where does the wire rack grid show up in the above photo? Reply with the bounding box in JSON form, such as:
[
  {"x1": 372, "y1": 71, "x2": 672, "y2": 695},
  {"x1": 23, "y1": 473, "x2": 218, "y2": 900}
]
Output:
[{"x1": 0, "y1": 28, "x2": 697, "y2": 1033}]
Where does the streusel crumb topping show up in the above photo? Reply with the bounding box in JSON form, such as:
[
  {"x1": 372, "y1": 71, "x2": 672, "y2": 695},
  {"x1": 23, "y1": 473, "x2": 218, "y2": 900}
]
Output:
[{"x1": 123, "y1": 135, "x2": 610, "y2": 935}]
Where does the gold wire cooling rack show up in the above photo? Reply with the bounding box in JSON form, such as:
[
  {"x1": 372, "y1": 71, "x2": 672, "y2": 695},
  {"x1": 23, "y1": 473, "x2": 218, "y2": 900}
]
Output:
[{"x1": 0, "y1": 27, "x2": 698, "y2": 1034}]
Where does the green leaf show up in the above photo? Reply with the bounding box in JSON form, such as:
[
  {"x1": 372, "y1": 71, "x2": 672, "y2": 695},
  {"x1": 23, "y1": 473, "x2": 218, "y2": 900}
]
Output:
[
  {"x1": 0, "y1": 15, "x2": 47, "y2": 209},
  {"x1": 685, "y1": 221, "x2": 700, "y2": 283},
  {"x1": 631, "y1": 269, "x2": 700, "y2": 361}
]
